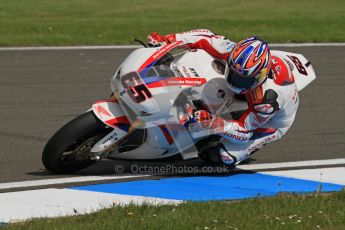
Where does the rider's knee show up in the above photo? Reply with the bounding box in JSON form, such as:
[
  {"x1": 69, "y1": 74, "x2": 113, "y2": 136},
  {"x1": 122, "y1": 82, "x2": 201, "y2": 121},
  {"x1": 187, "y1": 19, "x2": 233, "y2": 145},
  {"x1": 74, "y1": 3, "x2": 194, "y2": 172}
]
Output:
[{"x1": 200, "y1": 143, "x2": 238, "y2": 166}]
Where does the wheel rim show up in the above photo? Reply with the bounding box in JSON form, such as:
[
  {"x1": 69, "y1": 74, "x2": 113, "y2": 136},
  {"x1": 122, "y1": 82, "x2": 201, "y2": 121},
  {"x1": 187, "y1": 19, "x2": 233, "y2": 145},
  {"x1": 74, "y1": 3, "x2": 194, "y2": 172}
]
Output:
[{"x1": 60, "y1": 133, "x2": 106, "y2": 167}]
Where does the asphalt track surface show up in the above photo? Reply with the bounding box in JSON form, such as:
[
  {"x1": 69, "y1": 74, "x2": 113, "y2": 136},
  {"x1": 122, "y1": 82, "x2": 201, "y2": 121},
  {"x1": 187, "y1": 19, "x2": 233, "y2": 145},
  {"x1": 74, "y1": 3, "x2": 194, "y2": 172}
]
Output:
[{"x1": 0, "y1": 46, "x2": 344, "y2": 184}]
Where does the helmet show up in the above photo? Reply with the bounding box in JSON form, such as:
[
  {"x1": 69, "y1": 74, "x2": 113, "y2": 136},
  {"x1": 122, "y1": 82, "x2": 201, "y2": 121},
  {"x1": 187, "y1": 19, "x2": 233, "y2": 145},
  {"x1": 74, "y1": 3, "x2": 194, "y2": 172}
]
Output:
[{"x1": 225, "y1": 36, "x2": 271, "y2": 94}]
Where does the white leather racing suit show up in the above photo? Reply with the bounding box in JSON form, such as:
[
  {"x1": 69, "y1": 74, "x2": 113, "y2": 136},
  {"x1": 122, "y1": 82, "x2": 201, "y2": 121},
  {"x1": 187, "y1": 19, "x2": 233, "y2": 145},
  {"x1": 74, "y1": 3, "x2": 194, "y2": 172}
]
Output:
[{"x1": 161, "y1": 29, "x2": 299, "y2": 165}]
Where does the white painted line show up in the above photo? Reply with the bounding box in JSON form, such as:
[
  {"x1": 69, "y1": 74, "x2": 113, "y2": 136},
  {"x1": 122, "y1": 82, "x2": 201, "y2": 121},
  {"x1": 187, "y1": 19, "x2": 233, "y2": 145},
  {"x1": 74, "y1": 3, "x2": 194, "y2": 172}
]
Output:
[
  {"x1": 0, "y1": 188, "x2": 181, "y2": 223},
  {"x1": 0, "y1": 43, "x2": 345, "y2": 51},
  {"x1": 262, "y1": 167, "x2": 345, "y2": 185},
  {"x1": 0, "y1": 175, "x2": 149, "y2": 190},
  {"x1": 270, "y1": 43, "x2": 345, "y2": 47},
  {"x1": 0, "y1": 45, "x2": 141, "y2": 51},
  {"x1": 237, "y1": 158, "x2": 345, "y2": 171},
  {"x1": 1, "y1": 158, "x2": 344, "y2": 190}
]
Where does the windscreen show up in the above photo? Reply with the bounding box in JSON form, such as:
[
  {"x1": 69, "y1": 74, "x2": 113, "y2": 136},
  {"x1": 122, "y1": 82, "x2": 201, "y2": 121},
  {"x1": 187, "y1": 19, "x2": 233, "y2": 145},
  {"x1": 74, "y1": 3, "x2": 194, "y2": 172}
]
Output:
[{"x1": 138, "y1": 47, "x2": 189, "y2": 82}]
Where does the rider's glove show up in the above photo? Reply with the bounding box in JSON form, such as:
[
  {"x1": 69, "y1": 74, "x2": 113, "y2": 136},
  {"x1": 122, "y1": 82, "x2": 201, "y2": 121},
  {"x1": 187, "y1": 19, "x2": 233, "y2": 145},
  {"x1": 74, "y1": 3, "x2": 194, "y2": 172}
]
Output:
[
  {"x1": 181, "y1": 110, "x2": 223, "y2": 130},
  {"x1": 147, "y1": 32, "x2": 170, "y2": 47},
  {"x1": 193, "y1": 110, "x2": 214, "y2": 129}
]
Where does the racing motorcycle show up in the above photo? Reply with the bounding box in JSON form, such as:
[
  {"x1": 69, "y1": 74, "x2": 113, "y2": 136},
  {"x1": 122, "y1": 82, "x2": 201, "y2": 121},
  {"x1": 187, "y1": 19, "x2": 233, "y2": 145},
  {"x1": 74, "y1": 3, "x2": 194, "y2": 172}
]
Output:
[{"x1": 42, "y1": 41, "x2": 316, "y2": 173}]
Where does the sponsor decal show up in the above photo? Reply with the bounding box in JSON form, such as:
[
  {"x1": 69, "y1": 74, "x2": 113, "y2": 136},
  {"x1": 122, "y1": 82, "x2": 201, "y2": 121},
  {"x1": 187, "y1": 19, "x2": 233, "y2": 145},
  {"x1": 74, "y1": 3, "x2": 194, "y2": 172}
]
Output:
[
  {"x1": 221, "y1": 132, "x2": 247, "y2": 141},
  {"x1": 147, "y1": 77, "x2": 206, "y2": 88},
  {"x1": 189, "y1": 68, "x2": 200, "y2": 77},
  {"x1": 167, "y1": 79, "x2": 203, "y2": 85},
  {"x1": 102, "y1": 132, "x2": 118, "y2": 145},
  {"x1": 94, "y1": 105, "x2": 111, "y2": 118},
  {"x1": 248, "y1": 134, "x2": 277, "y2": 153}
]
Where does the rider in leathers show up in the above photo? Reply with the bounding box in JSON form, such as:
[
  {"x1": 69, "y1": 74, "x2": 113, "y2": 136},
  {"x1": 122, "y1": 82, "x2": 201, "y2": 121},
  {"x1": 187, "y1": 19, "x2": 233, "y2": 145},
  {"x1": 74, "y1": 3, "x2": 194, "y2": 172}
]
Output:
[{"x1": 147, "y1": 29, "x2": 299, "y2": 165}]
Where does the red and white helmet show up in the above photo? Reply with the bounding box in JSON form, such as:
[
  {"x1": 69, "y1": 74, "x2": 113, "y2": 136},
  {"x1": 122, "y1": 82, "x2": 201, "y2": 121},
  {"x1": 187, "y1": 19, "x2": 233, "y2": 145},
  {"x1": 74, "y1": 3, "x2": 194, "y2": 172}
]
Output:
[{"x1": 225, "y1": 36, "x2": 271, "y2": 94}]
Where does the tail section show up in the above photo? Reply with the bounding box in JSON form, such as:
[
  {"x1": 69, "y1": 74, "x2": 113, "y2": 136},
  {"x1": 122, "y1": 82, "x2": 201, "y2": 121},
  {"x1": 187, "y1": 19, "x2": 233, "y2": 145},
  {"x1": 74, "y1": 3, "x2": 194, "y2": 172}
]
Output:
[{"x1": 271, "y1": 50, "x2": 316, "y2": 91}]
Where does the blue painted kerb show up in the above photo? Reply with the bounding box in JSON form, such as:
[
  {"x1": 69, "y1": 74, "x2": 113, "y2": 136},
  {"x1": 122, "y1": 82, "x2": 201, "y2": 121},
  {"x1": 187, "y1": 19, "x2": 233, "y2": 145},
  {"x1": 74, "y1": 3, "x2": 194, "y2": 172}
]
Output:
[{"x1": 71, "y1": 173, "x2": 343, "y2": 201}]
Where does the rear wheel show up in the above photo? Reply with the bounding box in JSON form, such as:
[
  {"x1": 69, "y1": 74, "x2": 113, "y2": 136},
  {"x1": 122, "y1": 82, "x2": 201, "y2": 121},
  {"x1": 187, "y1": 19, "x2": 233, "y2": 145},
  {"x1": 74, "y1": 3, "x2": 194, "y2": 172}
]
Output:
[{"x1": 42, "y1": 111, "x2": 111, "y2": 174}]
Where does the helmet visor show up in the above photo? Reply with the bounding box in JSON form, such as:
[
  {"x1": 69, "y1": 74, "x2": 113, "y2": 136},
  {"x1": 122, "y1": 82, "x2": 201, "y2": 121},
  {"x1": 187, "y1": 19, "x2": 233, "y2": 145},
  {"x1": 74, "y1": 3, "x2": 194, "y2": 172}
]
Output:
[{"x1": 226, "y1": 65, "x2": 258, "y2": 91}]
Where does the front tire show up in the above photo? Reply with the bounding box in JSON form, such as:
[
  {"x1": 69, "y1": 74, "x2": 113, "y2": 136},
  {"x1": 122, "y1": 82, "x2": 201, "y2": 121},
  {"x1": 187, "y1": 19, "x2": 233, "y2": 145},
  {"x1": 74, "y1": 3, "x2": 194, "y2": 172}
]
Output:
[{"x1": 42, "y1": 111, "x2": 110, "y2": 174}]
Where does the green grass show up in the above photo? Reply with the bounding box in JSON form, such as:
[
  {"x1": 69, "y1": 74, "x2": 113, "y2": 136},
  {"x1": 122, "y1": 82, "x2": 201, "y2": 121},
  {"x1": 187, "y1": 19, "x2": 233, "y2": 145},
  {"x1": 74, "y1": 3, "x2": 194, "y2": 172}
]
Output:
[
  {"x1": 0, "y1": 0, "x2": 345, "y2": 46},
  {"x1": 4, "y1": 191, "x2": 345, "y2": 230}
]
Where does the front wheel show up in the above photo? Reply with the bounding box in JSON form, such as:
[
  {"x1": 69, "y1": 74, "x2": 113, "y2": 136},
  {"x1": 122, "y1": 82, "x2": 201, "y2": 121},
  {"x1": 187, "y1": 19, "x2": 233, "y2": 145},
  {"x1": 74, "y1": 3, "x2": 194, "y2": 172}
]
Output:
[{"x1": 42, "y1": 111, "x2": 111, "y2": 174}]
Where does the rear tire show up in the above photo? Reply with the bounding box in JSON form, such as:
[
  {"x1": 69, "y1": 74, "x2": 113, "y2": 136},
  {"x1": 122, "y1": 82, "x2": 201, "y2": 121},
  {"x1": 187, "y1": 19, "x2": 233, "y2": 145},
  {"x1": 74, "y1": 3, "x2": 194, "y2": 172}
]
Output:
[{"x1": 42, "y1": 111, "x2": 110, "y2": 174}]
